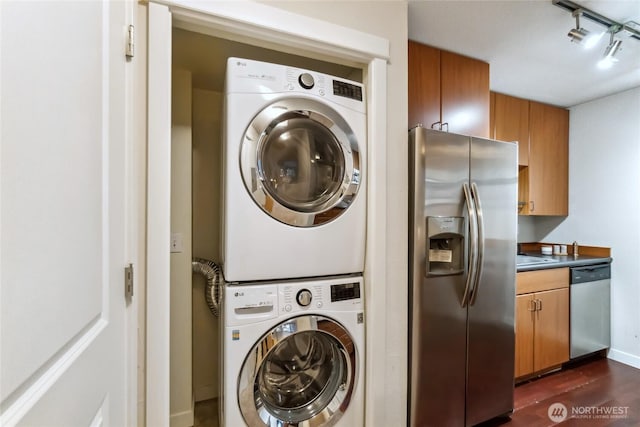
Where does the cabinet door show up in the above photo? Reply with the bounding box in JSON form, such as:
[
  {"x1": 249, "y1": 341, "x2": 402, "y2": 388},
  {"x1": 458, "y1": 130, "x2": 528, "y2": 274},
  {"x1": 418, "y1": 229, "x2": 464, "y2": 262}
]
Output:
[
  {"x1": 408, "y1": 41, "x2": 440, "y2": 130},
  {"x1": 528, "y1": 101, "x2": 569, "y2": 215},
  {"x1": 515, "y1": 294, "x2": 535, "y2": 378},
  {"x1": 534, "y1": 288, "x2": 570, "y2": 372},
  {"x1": 441, "y1": 51, "x2": 490, "y2": 138},
  {"x1": 494, "y1": 92, "x2": 530, "y2": 166}
]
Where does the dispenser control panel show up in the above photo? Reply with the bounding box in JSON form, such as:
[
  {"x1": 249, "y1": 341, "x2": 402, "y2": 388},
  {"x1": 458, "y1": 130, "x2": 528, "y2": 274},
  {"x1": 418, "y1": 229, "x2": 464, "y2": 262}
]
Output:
[{"x1": 426, "y1": 216, "x2": 465, "y2": 277}]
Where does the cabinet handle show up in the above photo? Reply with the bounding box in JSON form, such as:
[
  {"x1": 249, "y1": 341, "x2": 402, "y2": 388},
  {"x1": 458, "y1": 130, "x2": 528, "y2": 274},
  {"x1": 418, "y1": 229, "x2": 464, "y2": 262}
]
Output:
[
  {"x1": 441, "y1": 122, "x2": 449, "y2": 132},
  {"x1": 528, "y1": 300, "x2": 537, "y2": 312},
  {"x1": 529, "y1": 201, "x2": 535, "y2": 212},
  {"x1": 430, "y1": 121, "x2": 442, "y2": 130},
  {"x1": 536, "y1": 299, "x2": 542, "y2": 311}
]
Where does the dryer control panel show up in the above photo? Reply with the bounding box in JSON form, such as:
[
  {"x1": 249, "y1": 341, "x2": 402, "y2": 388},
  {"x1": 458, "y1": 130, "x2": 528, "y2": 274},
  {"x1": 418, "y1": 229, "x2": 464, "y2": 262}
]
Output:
[{"x1": 226, "y1": 57, "x2": 366, "y2": 113}]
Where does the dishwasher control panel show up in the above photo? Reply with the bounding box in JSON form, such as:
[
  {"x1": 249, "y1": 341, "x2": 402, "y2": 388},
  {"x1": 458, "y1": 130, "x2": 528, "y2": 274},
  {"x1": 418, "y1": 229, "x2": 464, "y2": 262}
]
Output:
[{"x1": 570, "y1": 264, "x2": 610, "y2": 284}]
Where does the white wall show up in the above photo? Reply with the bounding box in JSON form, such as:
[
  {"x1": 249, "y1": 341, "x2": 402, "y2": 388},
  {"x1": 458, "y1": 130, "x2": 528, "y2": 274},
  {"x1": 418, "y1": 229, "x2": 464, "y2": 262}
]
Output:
[
  {"x1": 191, "y1": 89, "x2": 223, "y2": 402},
  {"x1": 537, "y1": 87, "x2": 640, "y2": 367},
  {"x1": 170, "y1": 69, "x2": 194, "y2": 427}
]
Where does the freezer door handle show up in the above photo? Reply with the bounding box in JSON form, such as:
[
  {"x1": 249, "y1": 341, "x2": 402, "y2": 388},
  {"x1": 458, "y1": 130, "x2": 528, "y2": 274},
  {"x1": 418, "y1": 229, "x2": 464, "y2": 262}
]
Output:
[
  {"x1": 461, "y1": 182, "x2": 478, "y2": 308},
  {"x1": 469, "y1": 182, "x2": 485, "y2": 306}
]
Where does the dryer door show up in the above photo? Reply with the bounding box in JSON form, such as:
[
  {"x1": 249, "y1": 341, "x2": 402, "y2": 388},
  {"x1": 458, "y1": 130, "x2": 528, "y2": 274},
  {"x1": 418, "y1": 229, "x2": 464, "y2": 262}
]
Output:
[
  {"x1": 238, "y1": 315, "x2": 357, "y2": 426},
  {"x1": 240, "y1": 98, "x2": 361, "y2": 227}
]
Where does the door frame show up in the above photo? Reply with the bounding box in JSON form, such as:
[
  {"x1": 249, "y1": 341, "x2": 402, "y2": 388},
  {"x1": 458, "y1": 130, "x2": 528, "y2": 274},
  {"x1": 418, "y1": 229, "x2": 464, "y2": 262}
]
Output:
[{"x1": 145, "y1": 1, "x2": 390, "y2": 425}]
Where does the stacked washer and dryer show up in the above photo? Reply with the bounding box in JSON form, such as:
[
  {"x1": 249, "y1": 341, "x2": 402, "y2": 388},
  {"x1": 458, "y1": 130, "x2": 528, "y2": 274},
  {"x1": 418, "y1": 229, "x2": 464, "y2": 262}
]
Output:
[{"x1": 220, "y1": 58, "x2": 367, "y2": 427}]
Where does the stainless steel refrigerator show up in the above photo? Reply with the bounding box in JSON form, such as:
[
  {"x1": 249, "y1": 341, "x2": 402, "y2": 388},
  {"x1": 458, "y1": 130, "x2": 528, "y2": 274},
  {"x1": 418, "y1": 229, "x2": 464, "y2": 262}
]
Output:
[{"x1": 408, "y1": 127, "x2": 517, "y2": 426}]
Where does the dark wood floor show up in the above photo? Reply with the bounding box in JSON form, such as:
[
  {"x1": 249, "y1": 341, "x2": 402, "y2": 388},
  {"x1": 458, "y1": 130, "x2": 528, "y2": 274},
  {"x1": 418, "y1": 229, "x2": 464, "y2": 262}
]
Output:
[
  {"x1": 196, "y1": 356, "x2": 639, "y2": 427},
  {"x1": 479, "y1": 355, "x2": 640, "y2": 426}
]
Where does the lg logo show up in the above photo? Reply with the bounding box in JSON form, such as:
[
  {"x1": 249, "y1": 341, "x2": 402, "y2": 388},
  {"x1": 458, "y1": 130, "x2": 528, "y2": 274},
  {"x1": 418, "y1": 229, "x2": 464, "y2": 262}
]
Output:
[
  {"x1": 234, "y1": 291, "x2": 244, "y2": 297},
  {"x1": 548, "y1": 402, "x2": 568, "y2": 422}
]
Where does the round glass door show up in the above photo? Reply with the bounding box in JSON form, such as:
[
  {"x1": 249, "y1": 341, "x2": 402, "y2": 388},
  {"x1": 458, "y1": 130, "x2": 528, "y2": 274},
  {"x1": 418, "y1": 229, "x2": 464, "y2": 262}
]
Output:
[
  {"x1": 238, "y1": 315, "x2": 357, "y2": 427},
  {"x1": 240, "y1": 98, "x2": 361, "y2": 227}
]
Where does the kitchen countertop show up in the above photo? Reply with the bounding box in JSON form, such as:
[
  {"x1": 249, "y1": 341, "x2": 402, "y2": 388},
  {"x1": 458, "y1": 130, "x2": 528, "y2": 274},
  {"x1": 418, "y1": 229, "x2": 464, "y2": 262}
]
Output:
[{"x1": 516, "y1": 253, "x2": 612, "y2": 272}]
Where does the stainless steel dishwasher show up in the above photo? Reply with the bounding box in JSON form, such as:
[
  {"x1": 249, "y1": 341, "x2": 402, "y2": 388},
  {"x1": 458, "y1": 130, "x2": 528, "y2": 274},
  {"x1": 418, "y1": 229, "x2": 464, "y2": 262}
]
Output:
[{"x1": 570, "y1": 264, "x2": 611, "y2": 358}]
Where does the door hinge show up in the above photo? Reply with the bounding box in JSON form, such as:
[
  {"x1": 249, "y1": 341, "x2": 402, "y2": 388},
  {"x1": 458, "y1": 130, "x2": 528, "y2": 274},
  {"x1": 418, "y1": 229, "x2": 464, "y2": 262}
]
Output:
[
  {"x1": 125, "y1": 263, "x2": 134, "y2": 299},
  {"x1": 126, "y1": 25, "x2": 134, "y2": 59}
]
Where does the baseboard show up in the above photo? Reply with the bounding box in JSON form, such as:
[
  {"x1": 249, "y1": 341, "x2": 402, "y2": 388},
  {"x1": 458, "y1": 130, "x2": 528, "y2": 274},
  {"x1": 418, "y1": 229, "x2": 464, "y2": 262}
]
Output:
[
  {"x1": 194, "y1": 384, "x2": 218, "y2": 402},
  {"x1": 170, "y1": 406, "x2": 194, "y2": 427},
  {"x1": 608, "y1": 348, "x2": 640, "y2": 369}
]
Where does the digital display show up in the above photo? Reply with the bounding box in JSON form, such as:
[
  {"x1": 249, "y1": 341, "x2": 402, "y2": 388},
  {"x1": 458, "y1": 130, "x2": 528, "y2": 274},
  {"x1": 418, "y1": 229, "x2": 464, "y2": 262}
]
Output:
[
  {"x1": 331, "y1": 282, "x2": 361, "y2": 302},
  {"x1": 333, "y1": 80, "x2": 363, "y2": 101}
]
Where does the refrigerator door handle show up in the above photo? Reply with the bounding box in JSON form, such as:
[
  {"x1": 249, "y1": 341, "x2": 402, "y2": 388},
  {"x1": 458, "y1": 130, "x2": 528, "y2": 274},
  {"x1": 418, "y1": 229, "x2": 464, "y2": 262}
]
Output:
[
  {"x1": 469, "y1": 182, "x2": 485, "y2": 306},
  {"x1": 461, "y1": 182, "x2": 478, "y2": 308}
]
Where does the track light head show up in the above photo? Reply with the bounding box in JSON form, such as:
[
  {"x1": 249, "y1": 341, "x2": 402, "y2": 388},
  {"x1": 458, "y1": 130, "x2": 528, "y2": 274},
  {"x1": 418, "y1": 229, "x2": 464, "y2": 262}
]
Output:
[
  {"x1": 568, "y1": 27, "x2": 589, "y2": 43},
  {"x1": 567, "y1": 9, "x2": 591, "y2": 44},
  {"x1": 597, "y1": 29, "x2": 623, "y2": 69}
]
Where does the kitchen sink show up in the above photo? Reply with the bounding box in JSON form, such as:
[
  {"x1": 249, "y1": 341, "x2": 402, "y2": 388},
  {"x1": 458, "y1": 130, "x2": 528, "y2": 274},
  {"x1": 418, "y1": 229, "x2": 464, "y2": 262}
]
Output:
[{"x1": 516, "y1": 255, "x2": 560, "y2": 266}]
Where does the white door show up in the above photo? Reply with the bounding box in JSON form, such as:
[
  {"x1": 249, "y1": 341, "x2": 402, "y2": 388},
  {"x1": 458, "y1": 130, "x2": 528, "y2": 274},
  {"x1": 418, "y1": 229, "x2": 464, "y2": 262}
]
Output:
[{"x1": 1, "y1": 1, "x2": 132, "y2": 425}]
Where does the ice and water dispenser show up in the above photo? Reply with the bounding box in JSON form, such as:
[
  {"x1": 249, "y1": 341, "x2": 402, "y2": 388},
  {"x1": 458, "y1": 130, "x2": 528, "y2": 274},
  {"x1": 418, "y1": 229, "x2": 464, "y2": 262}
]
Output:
[{"x1": 426, "y1": 216, "x2": 465, "y2": 276}]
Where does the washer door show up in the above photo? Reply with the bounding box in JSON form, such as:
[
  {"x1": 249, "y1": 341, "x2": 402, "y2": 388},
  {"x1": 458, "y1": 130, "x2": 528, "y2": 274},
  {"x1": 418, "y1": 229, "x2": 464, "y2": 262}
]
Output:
[
  {"x1": 238, "y1": 315, "x2": 357, "y2": 427},
  {"x1": 240, "y1": 98, "x2": 361, "y2": 227}
]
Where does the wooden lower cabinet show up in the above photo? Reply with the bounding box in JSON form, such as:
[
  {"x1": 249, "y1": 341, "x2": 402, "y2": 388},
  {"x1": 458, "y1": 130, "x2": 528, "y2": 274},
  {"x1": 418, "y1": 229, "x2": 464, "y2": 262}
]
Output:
[
  {"x1": 515, "y1": 269, "x2": 570, "y2": 379},
  {"x1": 515, "y1": 294, "x2": 535, "y2": 377}
]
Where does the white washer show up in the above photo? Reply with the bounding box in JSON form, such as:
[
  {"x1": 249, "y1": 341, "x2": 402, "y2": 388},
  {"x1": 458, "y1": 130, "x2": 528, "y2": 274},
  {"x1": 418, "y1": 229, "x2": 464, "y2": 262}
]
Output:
[
  {"x1": 222, "y1": 57, "x2": 367, "y2": 282},
  {"x1": 221, "y1": 275, "x2": 365, "y2": 427}
]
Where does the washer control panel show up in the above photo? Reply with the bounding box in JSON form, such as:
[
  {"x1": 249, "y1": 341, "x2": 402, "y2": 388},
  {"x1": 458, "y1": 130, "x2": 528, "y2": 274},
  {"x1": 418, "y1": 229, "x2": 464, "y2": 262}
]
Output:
[
  {"x1": 279, "y1": 277, "x2": 363, "y2": 315},
  {"x1": 330, "y1": 282, "x2": 361, "y2": 302},
  {"x1": 296, "y1": 289, "x2": 313, "y2": 307},
  {"x1": 298, "y1": 73, "x2": 315, "y2": 89}
]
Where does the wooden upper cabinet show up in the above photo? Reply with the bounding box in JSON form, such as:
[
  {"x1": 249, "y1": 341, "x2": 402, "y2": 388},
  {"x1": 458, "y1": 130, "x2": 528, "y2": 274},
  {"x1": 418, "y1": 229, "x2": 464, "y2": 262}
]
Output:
[
  {"x1": 527, "y1": 101, "x2": 569, "y2": 215},
  {"x1": 493, "y1": 92, "x2": 530, "y2": 166},
  {"x1": 408, "y1": 41, "x2": 441, "y2": 130},
  {"x1": 440, "y1": 51, "x2": 490, "y2": 138},
  {"x1": 408, "y1": 40, "x2": 490, "y2": 138},
  {"x1": 489, "y1": 92, "x2": 496, "y2": 139}
]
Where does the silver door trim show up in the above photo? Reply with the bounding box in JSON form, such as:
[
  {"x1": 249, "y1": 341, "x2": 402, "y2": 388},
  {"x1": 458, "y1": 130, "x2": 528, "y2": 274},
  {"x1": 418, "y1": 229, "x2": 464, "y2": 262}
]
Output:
[
  {"x1": 238, "y1": 314, "x2": 357, "y2": 427},
  {"x1": 240, "y1": 97, "x2": 361, "y2": 227}
]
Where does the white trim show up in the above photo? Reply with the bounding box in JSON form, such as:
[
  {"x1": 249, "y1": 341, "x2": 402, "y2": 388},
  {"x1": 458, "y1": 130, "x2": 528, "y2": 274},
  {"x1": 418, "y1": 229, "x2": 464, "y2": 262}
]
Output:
[
  {"x1": 363, "y1": 58, "x2": 389, "y2": 426},
  {"x1": 608, "y1": 348, "x2": 640, "y2": 369},
  {"x1": 154, "y1": 0, "x2": 388, "y2": 63},
  {"x1": 146, "y1": 3, "x2": 172, "y2": 427},
  {"x1": 145, "y1": 1, "x2": 390, "y2": 425},
  {"x1": 124, "y1": 0, "x2": 139, "y2": 423}
]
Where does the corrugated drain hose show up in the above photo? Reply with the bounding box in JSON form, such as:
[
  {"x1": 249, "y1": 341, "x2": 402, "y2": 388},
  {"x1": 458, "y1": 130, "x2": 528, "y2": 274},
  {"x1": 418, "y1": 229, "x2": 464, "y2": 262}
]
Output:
[{"x1": 192, "y1": 258, "x2": 223, "y2": 317}]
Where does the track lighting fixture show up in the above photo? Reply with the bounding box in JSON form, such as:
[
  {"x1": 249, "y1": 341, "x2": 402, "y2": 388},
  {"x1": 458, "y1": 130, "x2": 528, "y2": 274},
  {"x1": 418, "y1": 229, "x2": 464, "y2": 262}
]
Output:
[
  {"x1": 598, "y1": 29, "x2": 623, "y2": 69},
  {"x1": 554, "y1": 0, "x2": 638, "y2": 69},
  {"x1": 567, "y1": 9, "x2": 589, "y2": 43},
  {"x1": 567, "y1": 10, "x2": 604, "y2": 49}
]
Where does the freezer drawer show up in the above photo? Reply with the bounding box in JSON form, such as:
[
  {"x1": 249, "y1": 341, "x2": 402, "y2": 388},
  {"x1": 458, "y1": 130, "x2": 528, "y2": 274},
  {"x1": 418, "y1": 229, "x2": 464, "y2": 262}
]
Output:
[{"x1": 570, "y1": 267, "x2": 610, "y2": 359}]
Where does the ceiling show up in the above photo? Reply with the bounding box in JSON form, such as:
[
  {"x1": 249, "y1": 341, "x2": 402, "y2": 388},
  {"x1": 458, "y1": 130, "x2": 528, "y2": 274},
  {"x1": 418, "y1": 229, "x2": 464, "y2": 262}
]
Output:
[{"x1": 408, "y1": 0, "x2": 640, "y2": 107}]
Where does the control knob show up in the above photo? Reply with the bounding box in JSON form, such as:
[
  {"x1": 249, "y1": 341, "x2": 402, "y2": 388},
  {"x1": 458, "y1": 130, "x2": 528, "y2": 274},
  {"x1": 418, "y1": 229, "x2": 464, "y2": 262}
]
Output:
[
  {"x1": 298, "y1": 73, "x2": 315, "y2": 89},
  {"x1": 296, "y1": 289, "x2": 313, "y2": 307}
]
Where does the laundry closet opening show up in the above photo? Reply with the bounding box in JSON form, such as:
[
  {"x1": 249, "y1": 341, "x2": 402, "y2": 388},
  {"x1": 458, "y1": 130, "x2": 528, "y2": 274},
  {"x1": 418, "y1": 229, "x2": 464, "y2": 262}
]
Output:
[{"x1": 169, "y1": 27, "x2": 363, "y2": 427}]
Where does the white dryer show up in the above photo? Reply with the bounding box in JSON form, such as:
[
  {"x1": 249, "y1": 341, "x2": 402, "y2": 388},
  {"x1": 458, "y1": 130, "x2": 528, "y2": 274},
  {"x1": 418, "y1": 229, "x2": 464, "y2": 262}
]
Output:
[
  {"x1": 221, "y1": 275, "x2": 365, "y2": 427},
  {"x1": 222, "y1": 57, "x2": 367, "y2": 282}
]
